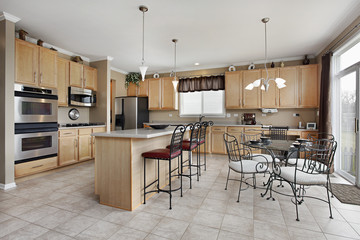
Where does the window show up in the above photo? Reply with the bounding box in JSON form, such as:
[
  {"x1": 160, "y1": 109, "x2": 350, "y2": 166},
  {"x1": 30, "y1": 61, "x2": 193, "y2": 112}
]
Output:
[{"x1": 179, "y1": 90, "x2": 225, "y2": 117}]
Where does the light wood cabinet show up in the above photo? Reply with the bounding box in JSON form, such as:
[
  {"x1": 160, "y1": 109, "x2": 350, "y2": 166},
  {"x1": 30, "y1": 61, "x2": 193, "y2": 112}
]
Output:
[
  {"x1": 226, "y1": 126, "x2": 243, "y2": 143},
  {"x1": 59, "y1": 129, "x2": 78, "y2": 166},
  {"x1": 15, "y1": 157, "x2": 57, "y2": 178},
  {"x1": 148, "y1": 78, "x2": 161, "y2": 109},
  {"x1": 15, "y1": 39, "x2": 57, "y2": 88},
  {"x1": 78, "y1": 135, "x2": 92, "y2": 161},
  {"x1": 148, "y1": 77, "x2": 177, "y2": 110},
  {"x1": 57, "y1": 58, "x2": 70, "y2": 106},
  {"x1": 211, "y1": 126, "x2": 226, "y2": 154},
  {"x1": 69, "y1": 61, "x2": 83, "y2": 88},
  {"x1": 84, "y1": 65, "x2": 97, "y2": 91},
  {"x1": 243, "y1": 70, "x2": 261, "y2": 109},
  {"x1": 69, "y1": 62, "x2": 97, "y2": 90},
  {"x1": 92, "y1": 127, "x2": 106, "y2": 158},
  {"x1": 127, "y1": 83, "x2": 138, "y2": 96},
  {"x1": 279, "y1": 66, "x2": 298, "y2": 108},
  {"x1": 127, "y1": 79, "x2": 149, "y2": 97},
  {"x1": 298, "y1": 65, "x2": 318, "y2": 108},
  {"x1": 261, "y1": 68, "x2": 279, "y2": 108},
  {"x1": 225, "y1": 72, "x2": 242, "y2": 108}
]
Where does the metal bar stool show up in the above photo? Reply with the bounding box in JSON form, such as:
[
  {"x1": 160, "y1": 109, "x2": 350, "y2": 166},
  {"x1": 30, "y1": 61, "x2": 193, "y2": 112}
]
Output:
[
  {"x1": 193, "y1": 121, "x2": 213, "y2": 179},
  {"x1": 142, "y1": 125, "x2": 186, "y2": 209}
]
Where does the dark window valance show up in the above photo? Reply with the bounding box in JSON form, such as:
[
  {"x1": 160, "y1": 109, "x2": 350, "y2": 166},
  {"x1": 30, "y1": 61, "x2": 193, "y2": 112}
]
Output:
[{"x1": 178, "y1": 75, "x2": 225, "y2": 93}]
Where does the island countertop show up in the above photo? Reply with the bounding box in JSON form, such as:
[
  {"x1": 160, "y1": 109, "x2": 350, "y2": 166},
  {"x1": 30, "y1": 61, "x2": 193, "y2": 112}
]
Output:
[{"x1": 91, "y1": 127, "x2": 176, "y2": 139}]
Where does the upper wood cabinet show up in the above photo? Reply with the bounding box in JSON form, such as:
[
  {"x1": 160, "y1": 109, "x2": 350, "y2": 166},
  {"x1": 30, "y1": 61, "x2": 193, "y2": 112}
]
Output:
[
  {"x1": 225, "y1": 72, "x2": 242, "y2": 108},
  {"x1": 148, "y1": 77, "x2": 177, "y2": 110},
  {"x1": 127, "y1": 79, "x2": 149, "y2": 97},
  {"x1": 70, "y1": 62, "x2": 97, "y2": 90},
  {"x1": 243, "y1": 70, "x2": 261, "y2": 109},
  {"x1": 261, "y1": 68, "x2": 279, "y2": 108},
  {"x1": 15, "y1": 39, "x2": 57, "y2": 88},
  {"x1": 298, "y1": 64, "x2": 318, "y2": 108},
  {"x1": 278, "y1": 66, "x2": 298, "y2": 108},
  {"x1": 57, "y1": 58, "x2": 70, "y2": 107}
]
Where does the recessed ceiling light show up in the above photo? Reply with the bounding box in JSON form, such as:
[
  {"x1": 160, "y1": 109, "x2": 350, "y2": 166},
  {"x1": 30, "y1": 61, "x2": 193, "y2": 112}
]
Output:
[{"x1": 194, "y1": 63, "x2": 200, "y2": 66}]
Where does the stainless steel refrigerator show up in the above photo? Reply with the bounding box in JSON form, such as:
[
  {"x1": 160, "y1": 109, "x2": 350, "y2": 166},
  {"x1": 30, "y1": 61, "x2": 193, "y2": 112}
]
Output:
[{"x1": 114, "y1": 97, "x2": 149, "y2": 130}]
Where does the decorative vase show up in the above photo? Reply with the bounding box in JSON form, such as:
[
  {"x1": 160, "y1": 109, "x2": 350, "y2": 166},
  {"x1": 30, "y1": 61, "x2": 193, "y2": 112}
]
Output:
[
  {"x1": 37, "y1": 39, "x2": 44, "y2": 46},
  {"x1": 280, "y1": 61, "x2": 285, "y2": 68},
  {"x1": 271, "y1": 62, "x2": 275, "y2": 68},
  {"x1": 303, "y1": 55, "x2": 310, "y2": 65},
  {"x1": 18, "y1": 29, "x2": 28, "y2": 40}
]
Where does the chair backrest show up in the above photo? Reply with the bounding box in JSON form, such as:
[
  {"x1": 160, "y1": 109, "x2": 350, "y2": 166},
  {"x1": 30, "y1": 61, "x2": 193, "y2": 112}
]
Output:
[
  {"x1": 223, "y1": 133, "x2": 242, "y2": 162},
  {"x1": 308, "y1": 132, "x2": 335, "y2": 141},
  {"x1": 169, "y1": 125, "x2": 186, "y2": 157},
  {"x1": 198, "y1": 121, "x2": 213, "y2": 144},
  {"x1": 269, "y1": 126, "x2": 288, "y2": 140},
  {"x1": 187, "y1": 122, "x2": 201, "y2": 148},
  {"x1": 241, "y1": 132, "x2": 262, "y2": 143}
]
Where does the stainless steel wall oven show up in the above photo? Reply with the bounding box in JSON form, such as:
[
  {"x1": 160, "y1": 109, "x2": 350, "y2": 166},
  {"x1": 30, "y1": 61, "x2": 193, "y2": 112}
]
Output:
[{"x1": 14, "y1": 84, "x2": 58, "y2": 164}]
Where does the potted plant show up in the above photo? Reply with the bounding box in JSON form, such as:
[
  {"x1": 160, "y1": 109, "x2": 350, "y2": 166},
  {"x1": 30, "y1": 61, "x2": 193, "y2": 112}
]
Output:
[{"x1": 125, "y1": 72, "x2": 141, "y2": 88}]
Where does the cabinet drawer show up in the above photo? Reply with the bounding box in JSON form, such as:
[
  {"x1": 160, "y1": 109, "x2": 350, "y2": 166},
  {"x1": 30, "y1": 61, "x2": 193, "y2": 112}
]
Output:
[
  {"x1": 59, "y1": 129, "x2": 77, "y2": 137},
  {"x1": 15, "y1": 157, "x2": 57, "y2": 178},
  {"x1": 227, "y1": 127, "x2": 243, "y2": 133},
  {"x1": 212, "y1": 126, "x2": 226, "y2": 132},
  {"x1": 92, "y1": 127, "x2": 106, "y2": 133},
  {"x1": 287, "y1": 130, "x2": 301, "y2": 136},
  {"x1": 79, "y1": 128, "x2": 92, "y2": 135}
]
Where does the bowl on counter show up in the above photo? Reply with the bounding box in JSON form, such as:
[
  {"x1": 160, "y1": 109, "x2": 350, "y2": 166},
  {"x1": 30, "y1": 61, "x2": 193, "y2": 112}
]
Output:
[{"x1": 148, "y1": 124, "x2": 170, "y2": 129}]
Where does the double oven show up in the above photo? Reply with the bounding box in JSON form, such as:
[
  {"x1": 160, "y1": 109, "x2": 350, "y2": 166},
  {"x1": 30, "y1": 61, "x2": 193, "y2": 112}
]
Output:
[{"x1": 14, "y1": 84, "x2": 58, "y2": 164}]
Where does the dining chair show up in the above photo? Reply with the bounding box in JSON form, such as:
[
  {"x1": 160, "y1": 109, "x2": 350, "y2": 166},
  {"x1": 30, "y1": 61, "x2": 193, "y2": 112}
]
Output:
[{"x1": 223, "y1": 133, "x2": 269, "y2": 202}]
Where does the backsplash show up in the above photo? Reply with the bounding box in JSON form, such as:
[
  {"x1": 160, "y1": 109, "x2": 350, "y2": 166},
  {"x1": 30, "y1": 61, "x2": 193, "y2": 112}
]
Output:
[
  {"x1": 58, "y1": 107, "x2": 90, "y2": 124},
  {"x1": 149, "y1": 108, "x2": 318, "y2": 129}
]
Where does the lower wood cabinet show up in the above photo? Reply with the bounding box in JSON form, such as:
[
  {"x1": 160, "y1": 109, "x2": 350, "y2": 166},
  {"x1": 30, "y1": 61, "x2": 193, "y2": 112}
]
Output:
[
  {"x1": 78, "y1": 128, "x2": 92, "y2": 161},
  {"x1": 15, "y1": 157, "x2": 57, "y2": 178},
  {"x1": 59, "y1": 129, "x2": 78, "y2": 166},
  {"x1": 211, "y1": 127, "x2": 227, "y2": 154}
]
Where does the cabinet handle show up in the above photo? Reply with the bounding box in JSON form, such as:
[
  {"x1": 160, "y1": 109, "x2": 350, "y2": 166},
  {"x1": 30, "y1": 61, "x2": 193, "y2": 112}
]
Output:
[
  {"x1": 63, "y1": 132, "x2": 73, "y2": 135},
  {"x1": 355, "y1": 118, "x2": 359, "y2": 133},
  {"x1": 84, "y1": 78, "x2": 86, "y2": 87},
  {"x1": 34, "y1": 72, "x2": 37, "y2": 82},
  {"x1": 75, "y1": 139, "x2": 78, "y2": 148},
  {"x1": 40, "y1": 73, "x2": 43, "y2": 83},
  {"x1": 31, "y1": 164, "x2": 43, "y2": 169}
]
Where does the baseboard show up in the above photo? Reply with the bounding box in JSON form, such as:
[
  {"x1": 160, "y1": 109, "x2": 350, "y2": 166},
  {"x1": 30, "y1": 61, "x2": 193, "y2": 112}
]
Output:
[{"x1": 0, "y1": 182, "x2": 17, "y2": 190}]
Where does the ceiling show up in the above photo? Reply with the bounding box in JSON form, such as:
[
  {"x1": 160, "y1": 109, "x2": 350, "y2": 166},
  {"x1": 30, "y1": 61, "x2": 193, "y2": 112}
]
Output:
[{"x1": 1, "y1": 0, "x2": 360, "y2": 74}]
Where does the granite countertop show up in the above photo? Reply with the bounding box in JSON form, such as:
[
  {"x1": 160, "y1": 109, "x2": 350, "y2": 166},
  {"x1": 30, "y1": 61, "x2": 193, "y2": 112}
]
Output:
[
  {"x1": 92, "y1": 127, "x2": 176, "y2": 139},
  {"x1": 59, "y1": 125, "x2": 106, "y2": 130}
]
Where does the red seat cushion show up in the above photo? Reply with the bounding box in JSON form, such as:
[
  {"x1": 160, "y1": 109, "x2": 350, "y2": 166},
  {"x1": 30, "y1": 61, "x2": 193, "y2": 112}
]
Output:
[
  {"x1": 198, "y1": 139, "x2": 205, "y2": 144},
  {"x1": 166, "y1": 142, "x2": 198, "y2": 151},
  {"x1": 142, "y1": 148, "x2": 181, "y2": 159}
]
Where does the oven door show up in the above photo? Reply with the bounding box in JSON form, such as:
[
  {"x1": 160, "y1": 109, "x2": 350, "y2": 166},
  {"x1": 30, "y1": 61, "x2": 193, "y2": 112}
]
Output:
[
  {"x1": 14, "y1": 95, "x2": 58, "y2": 123},
  {"x1": 14, "y1": 131, "x2": 58, "y2": 163}
]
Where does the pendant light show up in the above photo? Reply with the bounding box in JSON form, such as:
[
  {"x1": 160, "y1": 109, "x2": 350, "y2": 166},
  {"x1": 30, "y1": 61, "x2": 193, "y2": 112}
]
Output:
[
  {"x1": 139, "y1": 5, "x2": 148, "y2": 81},
  {"x1": 245, "y1": 18, "x2": 286, "y2": 91},
  {"x1": 172, "y1": 39, "x2": 179, "y2": 91}
]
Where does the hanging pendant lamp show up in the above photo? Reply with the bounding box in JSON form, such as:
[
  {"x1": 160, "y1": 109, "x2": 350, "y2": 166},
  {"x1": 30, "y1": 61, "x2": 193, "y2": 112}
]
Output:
[
  {"x1": 172, "y1": 39, "x2": 179, "y2": 91},
  {"x1": 245, "y1": 17, "x2": 286, "y2": 91},
  {"x1": 139, "y1": 5, "x2": 148, "y2": 81}
]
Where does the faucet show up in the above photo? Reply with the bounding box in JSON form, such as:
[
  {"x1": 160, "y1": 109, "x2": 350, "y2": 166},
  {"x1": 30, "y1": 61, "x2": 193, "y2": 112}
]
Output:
[{"x1": 199, "y1": 115, "x2": 204, "y2": 122}]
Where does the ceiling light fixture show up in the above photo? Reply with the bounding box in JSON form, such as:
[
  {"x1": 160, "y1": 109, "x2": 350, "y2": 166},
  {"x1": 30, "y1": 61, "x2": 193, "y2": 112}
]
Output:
[
  {"x1": 172, "y1": 39, "x2": 179, "y2": 91},
  {"x1": 139, "y1": 5, "x2": 148, "y2": 81},
  {"x1": 194, "y1": 63, "x2": 200, "y2": 66},
  {"x1": 245, "y1": 17, "x2": 286, "y2": 91}
]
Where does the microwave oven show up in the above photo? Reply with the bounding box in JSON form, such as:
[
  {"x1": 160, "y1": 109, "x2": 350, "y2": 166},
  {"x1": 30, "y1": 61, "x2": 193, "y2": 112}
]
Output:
[{"x1": 68, "y1": 87, "x2": 96, "y2": 107}]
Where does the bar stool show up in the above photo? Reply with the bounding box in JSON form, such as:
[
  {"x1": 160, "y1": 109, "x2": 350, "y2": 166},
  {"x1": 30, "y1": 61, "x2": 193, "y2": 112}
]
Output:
[
  {"x1": 142, "y1": 125, "x2": 186, "y2": 209},
  {"x1": 196, "y1": 121, "x2": 213, "y2": 176}
]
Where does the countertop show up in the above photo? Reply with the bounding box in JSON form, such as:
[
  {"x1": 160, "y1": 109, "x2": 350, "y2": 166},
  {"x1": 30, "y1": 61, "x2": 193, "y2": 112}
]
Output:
[
  {"x1": 59, "y1": 125, "x2": 106, "y2": 130},
  {"x1": 92, "y1": 127, "x2": 175, "y2": 139}
]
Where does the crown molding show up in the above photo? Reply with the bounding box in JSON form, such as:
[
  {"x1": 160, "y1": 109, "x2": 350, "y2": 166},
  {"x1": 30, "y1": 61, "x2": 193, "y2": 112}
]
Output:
[
  {"x1": 92, "y1": 56, "x2": 114, "y2": 62},
  {"x1": 111, "y1": 67, "x2": 128, "y2": 75},
  {"x1": 0, "y1": 12, "x2": 20, "y2": 23}
]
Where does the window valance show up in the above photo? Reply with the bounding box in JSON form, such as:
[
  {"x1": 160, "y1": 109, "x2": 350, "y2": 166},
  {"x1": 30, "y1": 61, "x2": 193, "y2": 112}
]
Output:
[{"x1": 178, "y1": 75, "x2": 225, "y2": 93}]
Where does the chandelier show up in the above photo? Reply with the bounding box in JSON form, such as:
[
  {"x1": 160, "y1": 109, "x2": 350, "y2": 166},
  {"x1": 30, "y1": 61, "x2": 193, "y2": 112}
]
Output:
[
  {"x1": 139, "y1": 6, "x2": 148, "y2": 81},
  {"x1": 245, "y1": 18, "x2": 286, "y2": 91}
]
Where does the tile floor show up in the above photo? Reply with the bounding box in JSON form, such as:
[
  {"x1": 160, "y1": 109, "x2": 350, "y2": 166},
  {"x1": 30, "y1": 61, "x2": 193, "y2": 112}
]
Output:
[{"x1": 1, "y1": 154, "x2": 360, "y2": 239}]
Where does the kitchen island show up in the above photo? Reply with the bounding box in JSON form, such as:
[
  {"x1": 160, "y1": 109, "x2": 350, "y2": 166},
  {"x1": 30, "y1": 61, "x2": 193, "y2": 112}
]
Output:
[{"x1": 92, "y1": 127, "x2": 186, "y2": 211}]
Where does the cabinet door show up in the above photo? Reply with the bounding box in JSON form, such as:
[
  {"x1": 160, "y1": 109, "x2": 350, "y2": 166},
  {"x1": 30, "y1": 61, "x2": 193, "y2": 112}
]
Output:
[
  {"x1": 59, "y1": 136, "x2": 78, "y2": 166},
  {"x1": 298, "y1": 65, "x2": 318, "y2": 108},
  {"x1": 279, "y1": 67, "x2": 298, "y2": 108},
  {"x1": 148, "y1": 78, "x2": 161, "y2": 110},
  {"x1": 161, "y1": 77, "x2": 177, "y2": 110},
  {"x1": 39, "y1": 47, "x2": 57, "y2": 88},
  {"x1": 225, "y1": 72, "x2": 241, "y2": 108},
  {"x1": 84, "y1": 66, "x2": 97, "y2": 90},
  {"x1": 242, "y1": 70, "x2": 261, "y2": 108},
  {"x1": 227, "y1": 127, "x2": 243, "y2": 143},
  {"x1": 15, "y1": 39, "x2": 39, "y2": 85},
  {"x1": 92, "y1": 127, "x2": 106, "y2": 158},
  {"x1": 211, "y1": 127, "x2": 226, "y2": 154},
  {"x1": 261, "y1": 68, "x2": 279, "y2": 108},
  {"x1": 78, "y1": 134, "x2": 92, "y2": 161},
  {"x1": 57, "y1": 58, "x2": 69, "y2": 106},
  {"x1": 69, "y1": 61, "x2": 83, "y2": 88},
  {"x1": 127, "y1": 83, "x2": 137, "y2": 96},
  {"x1": 138, "y1": 79, "x2": 149, "y2": 97}
]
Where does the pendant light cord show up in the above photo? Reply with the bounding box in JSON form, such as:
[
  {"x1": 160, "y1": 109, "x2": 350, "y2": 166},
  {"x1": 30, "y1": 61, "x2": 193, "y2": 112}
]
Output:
[
  {"x1": 174, "y1": 41, "x2": 177, "y2": 79},
  {"x1": 142, "y1": 11, "x2": 145, "y2": 65},
  {"x1": 264, "y1": 20, "x2": 269, "y2": 82}
]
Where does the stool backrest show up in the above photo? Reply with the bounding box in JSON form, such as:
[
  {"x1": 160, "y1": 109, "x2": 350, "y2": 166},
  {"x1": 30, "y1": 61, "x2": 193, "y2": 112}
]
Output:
[
  {"x1": 269, "y1": 126, "x2": 288, "y2": 140},
  {"x1": 188, "y1": 122, "x2": 201, "y2": 148},
  {"x1": 199, "y1": 121, "x2": 213, "y2": 143},
  {"x1": 169, "y1": 125, "x2": 186, "y2": 156}
]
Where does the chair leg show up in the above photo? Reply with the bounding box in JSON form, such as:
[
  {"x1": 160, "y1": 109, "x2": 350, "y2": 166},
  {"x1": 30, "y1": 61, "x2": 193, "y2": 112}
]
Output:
[
  {"x1": 197, "y1": 147, "x2": 200, "y2": 181},
  {"x1": 188, "y1": 151, "x2": 192, "y2": 189},
  {"x1": 204, "y1": 142, "x2": 207, "y2": 171},
  {"x1": 177, "y1": 156, "x2": 180, "y2": 178},
  {"x1": 225, "y1": 167, "x2": 230, "y2": 190},
  {"x1": 329, "y1": 178, "x2": 334, "y2": 198},
  {"x1": 253, "y1": 173, "x2": 256, "y2": 189},
  {"x1": 327, "y1": 179, "x2": 333, "y2": 219},
  {"x1": 169, "y1": 159, "x2": 172, "y2": 210},
  {"x1": 157, "y1": 160, "x2": 160, "y2": 193},
  {"x1": 143, "y1": 158, "x2": 146, "y2": 204},
  {"x1": 180, "y1": 154, "x2": 183, "y2": 197},
  {"x1": 237, "y1": 173, "x2": 244, "y2": 202},
  {"x1": 290, "y1": 183, "x2": 300, "y2": 221}
]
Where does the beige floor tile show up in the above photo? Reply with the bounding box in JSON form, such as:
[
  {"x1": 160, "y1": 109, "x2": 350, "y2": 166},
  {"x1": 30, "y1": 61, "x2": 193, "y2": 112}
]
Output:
[
  {"x1": 199, "y1": 198, "x2": 228, "y2": 214},
  {"x1": 125, "y1": 212, "x2": 163, "y2": 233},
  {"x1": 18, "y1": 205, "x2": 59, "y2": 223},
  {"x1": 37, "y1": 230, "x2": 74, "y2": 240},
  {"x1": 217, "y1": 230, "x2": 253, "y2": 240},
  {"x1": 0, "y1": 212, "x2": 12, "y2": 223},
  {"x1": 108, "y1": 226, "x2": 148, "y2": 240},
  {"x1": 151, "y1": 217, "x2": 189, "y2": 240},
  {"x1": 165, "y1": 205, "x2": 197, "y2": 222},
  {"x1": 192, "y1": 209, "x2": 224, "y2": 229},
  {"x1": 221, "y1": 214, "x2": 253, "y2": 237},
  {"x1": 287, "y1": 226, "x2": 326, "y2": 240},
  {"x1": 324, "y1": 233, "x2": 359, "y2": 240},
  {"x1": 316, "y1": 218, "x2": 360, "y2": 239},
  {"x1": 145, "y1": 233, "x2": 171, "y2": 240},
  {"x1": 1, "y1": 224, "x2": 49, "y2": 239},
  {"x1": 350, "y1": 223, "x2": 360, "y2": 236},
  {"x1": 225, "y1": 201, "x2": 253, "y2": 219},
  {"x1": 35, "y1": 209, "x2": 78, "y2": 229},
  {"x1": 254, "y1": 206, "x2": 285, "y2": 225},
  {"x1": 80, "y1": 203, "x2": 115, "y2": 219},
  {"x1": 253, "y1": 220, "x2": 290, "y2": 240},
  {"x1": 181, "y1": 224, "x2": 219, "y2": 240},
  {"x1": 0, "y1": 217, "x2": 29, "y2": 238},
  {"x1": 75, "y1": 220, "x2": 120, "y2": 240},
  {"x1": 102, "y1": 209, "x2": 138, "y2": 225},
  {"x1": 54, "y1": 215, "x2": 98, "y2": 237},
  {"x1": 338, "y1": 209, "x2": 360, "y2": 224}
]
